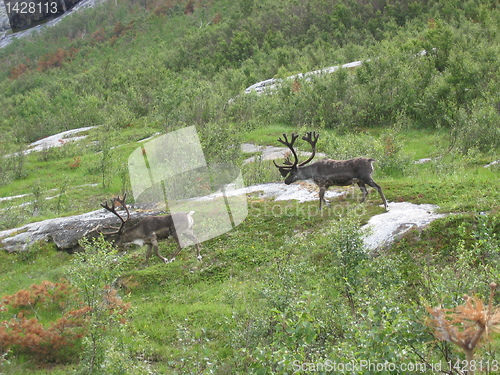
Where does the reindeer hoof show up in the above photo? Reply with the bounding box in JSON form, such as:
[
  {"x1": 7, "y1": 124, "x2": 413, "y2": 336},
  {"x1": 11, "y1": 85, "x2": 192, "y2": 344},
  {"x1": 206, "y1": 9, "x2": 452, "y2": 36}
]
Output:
[
  {"x1": 197, "y1": 255, "x2": 202, "y2": 261},
  {"x1": 169, "y1": 257, "x2": 176, "y2": 263}
]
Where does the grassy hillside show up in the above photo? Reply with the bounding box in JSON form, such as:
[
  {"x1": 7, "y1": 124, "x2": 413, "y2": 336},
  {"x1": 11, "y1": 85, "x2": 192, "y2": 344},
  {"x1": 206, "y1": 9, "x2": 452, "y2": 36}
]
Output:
[{"x1": 0, "y1": 0, "x2": 499, "y2": 373}]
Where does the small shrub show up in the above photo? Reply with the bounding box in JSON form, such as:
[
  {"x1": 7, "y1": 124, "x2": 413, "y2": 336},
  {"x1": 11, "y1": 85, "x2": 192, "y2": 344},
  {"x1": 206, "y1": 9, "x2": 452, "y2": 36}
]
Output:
[
  {"x1": 70, "y1": 236, "x2": 139, "y2": 374},
  {"x1": 426, "y1": 283, "x2": 500, "y2": 373},
  {"x1": 90, "y1": 27, "x2": 106, "y2": 44},
  {"x1": 68, "y1": 156, "x2": 82, "y2": 169},
  {"x1": 37, "y1": 48, "x2": 79, "y2": 72},
  {"x1": 450, "y1": 105, "x2": 500, "y2": 154},
  {"x1": 212, "y1": 12, "x2": 222, "y2": 24},
  {"x1": 242, "y1": 155, "x2": 280, "y2": 185},
  {"x1": 9, "y1": 61, "x2": 30, "y2": 79},
  {"x1": 0, "y1": 280, "x2": 88, "y2": 363},
  {"x1": 184, "y1": 0, "x2": 195, "y2": 14}
]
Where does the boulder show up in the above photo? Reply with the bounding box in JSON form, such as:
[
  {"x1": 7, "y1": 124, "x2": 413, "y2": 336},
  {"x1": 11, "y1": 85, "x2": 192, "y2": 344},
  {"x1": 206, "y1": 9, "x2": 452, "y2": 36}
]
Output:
[
  {"x1": 0, "y1": 208, "x2": 164, "y2": 253},
  {"x1": 4, "y1": 0, "x2": 81, "y2": 31},
  {"x1": 362, "y1": 202, "x2": 446, "y2": 253}
]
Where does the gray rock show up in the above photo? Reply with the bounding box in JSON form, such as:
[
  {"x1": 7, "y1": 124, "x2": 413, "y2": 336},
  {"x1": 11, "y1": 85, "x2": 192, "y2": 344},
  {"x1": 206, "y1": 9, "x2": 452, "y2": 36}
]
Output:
[
  {"x1": 362, "y1": 202, "x2": 446, "y2": 253},
  {"x1": 0, "y1": 208, "x2": 164, "y2": 253}
]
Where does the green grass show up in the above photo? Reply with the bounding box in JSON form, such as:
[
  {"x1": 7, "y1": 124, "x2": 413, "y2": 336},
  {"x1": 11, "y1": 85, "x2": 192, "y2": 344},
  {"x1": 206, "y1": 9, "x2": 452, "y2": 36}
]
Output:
[
  {"x1": 0, "y1": 197, "x2": 342, "y2": 372},
  {"x1": 0, "y1": 0, "x2": 499, "y2": 370},
  {"x1": 240, "y1": 124, "x2": 295, "y2": 145},
  {"x1": 0, "y1": 245, "x2": 71, "y2": 297},
  {"x1": 1, "y1": 208, "x2": 499, "y2": 373},
  {"x1": 1, "y1": 123, "x2": 499, "y2": 373},
  {"x1": 399, "y1": 129, "x2": 447, "y2": 159},
  {"x1": 1, "y1": 124, "x2": 498, "y2": 221}
]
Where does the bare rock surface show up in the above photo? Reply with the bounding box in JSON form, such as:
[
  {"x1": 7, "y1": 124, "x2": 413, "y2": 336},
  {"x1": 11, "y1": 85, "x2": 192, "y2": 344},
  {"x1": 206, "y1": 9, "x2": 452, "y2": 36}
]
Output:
[
  {"x1": 194, "y1": 182, "x2": 344, "y2": 203},
  {"x1": 25, "y1": 126, "x2": 96, "y2": 154},
  {"x1": 484, "y1": 160, "x2": 500, "y2": 168},
  {"x1": 362, "y1": 202, "x2": 446, "y2": 252},
  {"x1": 0, "y1": 208, "x2": 162, "y2": 253},
  {"x1": 243, "y1": 61, "x2": 364, "y2": 95},
  {"x1": 0, "y1": 0, "x2": 102, "y2": 48}
]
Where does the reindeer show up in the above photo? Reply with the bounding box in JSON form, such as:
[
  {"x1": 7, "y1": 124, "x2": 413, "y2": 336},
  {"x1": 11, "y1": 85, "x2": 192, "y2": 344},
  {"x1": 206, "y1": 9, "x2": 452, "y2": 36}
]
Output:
[
  {"x1": 273, "y1": 132, "x2": 388, "y2": 210},
  {"x1": 100, "y1": 195, "x2": 202, "y2": 264}
]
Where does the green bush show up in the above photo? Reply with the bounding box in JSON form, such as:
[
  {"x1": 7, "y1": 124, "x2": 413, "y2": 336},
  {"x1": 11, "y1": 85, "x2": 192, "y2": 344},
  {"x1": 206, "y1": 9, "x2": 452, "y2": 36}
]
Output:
[
  {"x1": 321, "y1": 130, "x2": 414, "y2": 177},
  {"x1": 450, "y1": 104, "x2": 500, "y2": 154},
  {"x1": 69, "y1": 236, "x2": 138, "y2": 374}
]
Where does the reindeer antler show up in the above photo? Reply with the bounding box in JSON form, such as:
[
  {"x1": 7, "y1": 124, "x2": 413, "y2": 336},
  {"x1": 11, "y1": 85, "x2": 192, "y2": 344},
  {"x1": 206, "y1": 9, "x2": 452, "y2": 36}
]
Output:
[
  {"x1": 298, "y1": 131, "x2": 319, "y2": 166},
  {"x1": 273, "y1": 133, "x2": 300, "y2": 169},
  {"x1": 100, "y1": 194, "x2": 130, "y2": 235},
  {"x1": 273, "y1": 132, "x2": 320, "y2": 169}
]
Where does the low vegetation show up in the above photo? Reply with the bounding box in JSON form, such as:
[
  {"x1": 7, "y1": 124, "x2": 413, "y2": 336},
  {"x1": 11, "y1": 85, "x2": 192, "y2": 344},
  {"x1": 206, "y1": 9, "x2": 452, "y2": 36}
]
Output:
[{"x1": 0, "y1": 0, "x2": 499, "y2": 373}]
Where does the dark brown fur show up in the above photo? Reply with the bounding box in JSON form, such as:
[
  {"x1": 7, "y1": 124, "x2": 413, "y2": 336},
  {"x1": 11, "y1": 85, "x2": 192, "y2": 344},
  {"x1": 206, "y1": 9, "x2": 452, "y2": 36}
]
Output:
[
  {"x1": 275, "y1": 133, "x2": 388, "y2": 210},
  {"x1": 101, "y1": 195, "x2": 201, "y2": 263},
  {"x1": 116, "y1": 212, "x2": 201, "y2": 263}
]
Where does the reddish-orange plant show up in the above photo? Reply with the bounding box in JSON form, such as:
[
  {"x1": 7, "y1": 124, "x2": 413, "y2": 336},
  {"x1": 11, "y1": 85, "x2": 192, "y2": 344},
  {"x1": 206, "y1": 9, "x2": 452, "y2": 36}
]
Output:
[
  {"x1": 426, "y1": 282, "x2": 500, "y2": 375},
  {"x1": 184, "y1": 0, "x2": 195, "y2": 14},
  {"x1": 0, "y1": 279, "x2": 130, "y2": 363},
  {"x1": 0, "y1": 280, "x2": 87, "y2": 362},
  {"x1": 68, "y1": 156, "x2": 82, "y2": 169},
  {"x1": 9, "y1": 61, "x2": 30, "y2": 79},
  {"x1": 37, "y1": 48, "x2": 79, "y2": 72}
]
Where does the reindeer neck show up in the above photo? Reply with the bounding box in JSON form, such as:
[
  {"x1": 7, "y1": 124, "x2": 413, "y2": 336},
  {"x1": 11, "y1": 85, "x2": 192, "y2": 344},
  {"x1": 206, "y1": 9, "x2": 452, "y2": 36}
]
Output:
[{"x1": 296, "y1": 163, "x2": 320, "y2": 180}]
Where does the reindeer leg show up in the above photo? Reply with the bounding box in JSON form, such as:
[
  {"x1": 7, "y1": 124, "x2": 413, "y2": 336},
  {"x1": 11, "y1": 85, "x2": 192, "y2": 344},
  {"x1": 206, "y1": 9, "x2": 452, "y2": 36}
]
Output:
[
  {"x1": 145, "y1": 244, "x2": 153, "y2": 264},
  {"x1": 169, "y1": 232, "x2": 183, "y2": 262},
  {"x1": 150, "y1": 233, "x2": 168, "y2": 263},
  {"x1": 356, "y1": 180, "x2": 369, "y2": 203},
  {"x1": 318, "y1": 187, "x2": 328, "y2": 210},
  {"x1": 169, "y1": 246, "x2": 183, "y2": 263},
  {"x1": 366, "y1": 179, "x2": 388, "y2": 211},
  {"x1": 183, "y1": 231, "x2": 202, "y2": 261},
  {"x1": 195, "y1": 244, "x2": 202, "y2": 261}
]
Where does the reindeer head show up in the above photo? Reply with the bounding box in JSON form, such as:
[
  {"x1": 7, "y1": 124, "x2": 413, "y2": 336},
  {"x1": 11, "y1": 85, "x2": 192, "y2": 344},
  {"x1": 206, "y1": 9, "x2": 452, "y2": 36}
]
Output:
[
  {"x1": 100, "y1": 194, "x2": 130, "y2": 247},
  {"x1": 273, "y1": 131, "x2": 319, "y2": 184}
]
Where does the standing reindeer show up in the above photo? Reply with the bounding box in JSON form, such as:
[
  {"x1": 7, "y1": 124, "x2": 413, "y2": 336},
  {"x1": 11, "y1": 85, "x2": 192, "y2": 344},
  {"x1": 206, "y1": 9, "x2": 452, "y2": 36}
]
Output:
[
  {"x1": 274, "y1": 132, "x2": 388, "y2": 210},
  {"x1": 100, "y1": 195, "x2": 202, "y2": 264}
]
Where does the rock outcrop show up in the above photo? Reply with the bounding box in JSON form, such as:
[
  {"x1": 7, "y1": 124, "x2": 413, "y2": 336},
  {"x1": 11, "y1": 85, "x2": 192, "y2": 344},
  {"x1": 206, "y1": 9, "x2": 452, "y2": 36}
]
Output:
[
  {"x1": 1, "y1": 186, "x2": 447, "y2": 255},
  {"x1": 0, "y1": 208, "x2": 164, "y2": 253},
  {"x1": 362, "y1": 202, "x2": 446, "y2": 253},
  {"x1": 4, "y1": 0, "x2": 81, "y2": 31}
]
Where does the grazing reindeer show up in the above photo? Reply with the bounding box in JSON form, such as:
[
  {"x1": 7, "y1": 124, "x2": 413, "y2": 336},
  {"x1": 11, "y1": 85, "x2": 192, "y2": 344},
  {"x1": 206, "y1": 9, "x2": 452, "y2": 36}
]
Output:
[
  {"x1": 274, "y1": 132, "x2": 388, "y2": 210},
  {"x1": 100, "y1": 195, "x2": 202, "y2": 264}
]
